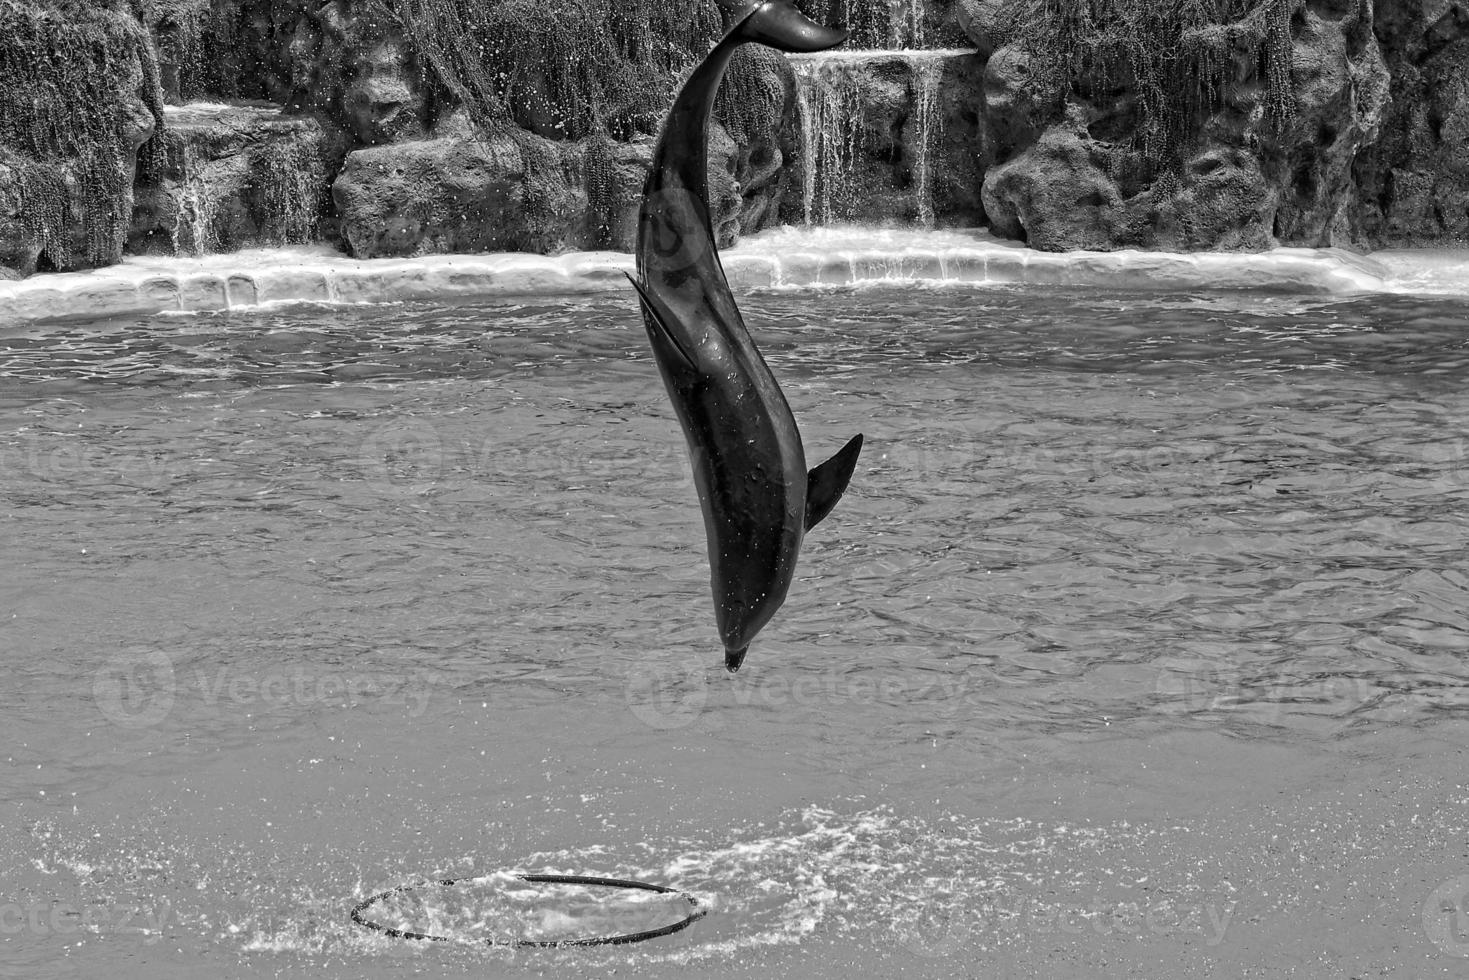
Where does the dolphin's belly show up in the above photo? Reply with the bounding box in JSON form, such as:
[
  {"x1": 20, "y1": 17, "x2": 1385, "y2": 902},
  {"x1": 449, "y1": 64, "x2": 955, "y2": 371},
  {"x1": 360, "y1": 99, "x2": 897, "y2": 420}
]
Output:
[{"x1": 670, "y1": 366, "x2": 805, "y2": 648}]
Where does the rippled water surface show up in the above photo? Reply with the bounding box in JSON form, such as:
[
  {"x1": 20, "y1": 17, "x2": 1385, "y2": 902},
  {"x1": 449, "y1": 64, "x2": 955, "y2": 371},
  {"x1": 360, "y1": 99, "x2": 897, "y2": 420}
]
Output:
[{"x1": 3, "y1": 284, "x2": 1469, "y2": 979}]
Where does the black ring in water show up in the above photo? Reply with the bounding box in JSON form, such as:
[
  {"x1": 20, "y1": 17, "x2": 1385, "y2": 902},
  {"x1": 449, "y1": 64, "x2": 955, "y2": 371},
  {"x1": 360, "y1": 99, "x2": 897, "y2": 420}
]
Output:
[{"x1": 350, "y1": 873, "x2": 707, "y2": 948}]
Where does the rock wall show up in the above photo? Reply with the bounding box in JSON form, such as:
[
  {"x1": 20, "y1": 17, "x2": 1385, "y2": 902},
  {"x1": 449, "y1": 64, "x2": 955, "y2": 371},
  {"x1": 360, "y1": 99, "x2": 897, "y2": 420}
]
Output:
[
  {"x1": 0, "y1": 0, "x2": 795, "y2": 277},
  {"x1": 1352, "y1": 0, "x2": 1469, "y2": 246},
  {"x1": 130, "y1": 104, "x2": 343, "y2": 256},
  {"x1": 1, "y1": 0, "x2": 1467, "y2": 280},
  {"x1": 0, "y1": 1, "x2": 161, "y2": 275},
  {"x1": 975, "y1": 0, "x2": 1396, "y2": 252},
  {"x1": 329, "y1": 42, "x2": 802, "y2": 258}
]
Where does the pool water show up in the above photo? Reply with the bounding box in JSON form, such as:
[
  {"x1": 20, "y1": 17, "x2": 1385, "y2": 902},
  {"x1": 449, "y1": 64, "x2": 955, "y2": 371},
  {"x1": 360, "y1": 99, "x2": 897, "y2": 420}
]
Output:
[{"x1": 3, "y1": 284, "x2": 1469, "y2": 979}]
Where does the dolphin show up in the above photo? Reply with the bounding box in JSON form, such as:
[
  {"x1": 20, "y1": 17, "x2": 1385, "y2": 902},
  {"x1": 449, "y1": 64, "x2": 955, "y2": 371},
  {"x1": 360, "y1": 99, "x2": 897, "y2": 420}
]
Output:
[{"x1": 630, "y1": 0, "x2": 863, "y2": 672}]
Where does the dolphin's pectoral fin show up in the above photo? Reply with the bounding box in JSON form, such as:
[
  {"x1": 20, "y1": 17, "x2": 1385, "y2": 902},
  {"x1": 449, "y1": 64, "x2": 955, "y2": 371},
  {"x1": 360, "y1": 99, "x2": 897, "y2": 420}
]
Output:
[
  {"x1": 805, "y1": 433, "x2": 863, "y2": 531},
  {"x1": 627, "y1": 274, "x2": 698, "y2": 373}
]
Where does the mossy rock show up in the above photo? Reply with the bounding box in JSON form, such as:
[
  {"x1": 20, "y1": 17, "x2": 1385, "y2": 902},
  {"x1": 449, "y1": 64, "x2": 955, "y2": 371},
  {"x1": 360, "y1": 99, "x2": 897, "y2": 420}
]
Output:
[{"x1": 0, "y1": 0, "x2": 163, "y2": 274}]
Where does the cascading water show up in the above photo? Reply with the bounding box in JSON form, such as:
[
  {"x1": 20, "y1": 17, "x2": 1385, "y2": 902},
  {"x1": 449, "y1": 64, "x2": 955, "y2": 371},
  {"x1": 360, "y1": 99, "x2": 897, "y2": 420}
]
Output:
[
  {"x1": 792, "y1": 53, "x2": 865, "y2": 225},
  {"x1": 787, "y1": 0, "x2": 972, "y2": 228},
  {"x1": 889, "y1": 0, "x2": 924, "y2": 49},
  {"x1": 168, "y1": 138, "x2": 218, "y2": 256},
  {"x1": 791, "y1": 49, "x2": 965, "y2": 228},
  {"x1": 908, "y1": 54, "x2": 941, "y2": 228}
]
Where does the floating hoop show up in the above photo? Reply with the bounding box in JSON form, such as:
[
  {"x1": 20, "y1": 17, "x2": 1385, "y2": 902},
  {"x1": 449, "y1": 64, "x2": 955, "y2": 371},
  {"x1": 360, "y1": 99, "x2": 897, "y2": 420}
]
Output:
[{"x1": 351, "y1": 873, "x2": 707, "y2": 948}]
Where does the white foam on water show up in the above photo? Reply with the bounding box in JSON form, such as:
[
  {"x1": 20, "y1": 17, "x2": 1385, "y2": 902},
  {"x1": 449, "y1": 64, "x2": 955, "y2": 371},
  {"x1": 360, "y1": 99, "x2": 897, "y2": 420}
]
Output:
[
  {"x1": 1, "y1": 230, "x2": 1464, "y2": 326},
  {"x1": 1370, "y1": 248, "x2": 1469, "y2": 295},
  {"x1": 17, "y1": 796, "x2": 1433, "y2": 972},
  {"x1": 217, "y1": 806, "x2": 1044, "y2": 961}
]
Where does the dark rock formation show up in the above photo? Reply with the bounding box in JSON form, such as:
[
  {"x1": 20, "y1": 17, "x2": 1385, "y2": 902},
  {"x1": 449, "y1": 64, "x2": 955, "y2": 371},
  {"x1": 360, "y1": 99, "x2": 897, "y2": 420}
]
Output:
[
  {"x1": 982, "y1": 107, "x2": 1137, "y2": 250},
  {"x1": 1271, "y1": 0, "x2": 1392, "y2": 246},
  {"x1": 331, "y1": 30, "x2": 802, "y2": 260},
  {"x1": 981, "y1": 45, "x2": 1050, "y2": 166},
  {"x1": 583, "y1": 136, "x2": 655, "y2": 249},
  {"x1": 130, "y1": 103, "x2": 342, "y2": 256},
  {"x1": 718, "y1": 46, "x2": 808, "y2": 237},
  {"x1": 317, "y1": 1, "x2": 432, "y2": 145},
  {"x1": 1353, "y1": 0, "x2": 1469, "y2": 246},
  {"x1": 332, "y1": 122, "x2": 589, "y2": 257},
  {"x1": 978, "y1": 105, "x2": 1270, "y2": 251},
  {"x1": 975, "y1": 0, "x2": 1395, "y2": 252},
  {"x1": 954, "y1": 0, "x2": 1007, "y2": 56},
  {"x1": 0, "y1": 1, "x2": 160, "y2": 276},
  {"x1": 333, "y1": 111, "x2": 770, "y2": 258},
  {"x1": 933, "y1": 53, "x2": 991, "y2": 224}
]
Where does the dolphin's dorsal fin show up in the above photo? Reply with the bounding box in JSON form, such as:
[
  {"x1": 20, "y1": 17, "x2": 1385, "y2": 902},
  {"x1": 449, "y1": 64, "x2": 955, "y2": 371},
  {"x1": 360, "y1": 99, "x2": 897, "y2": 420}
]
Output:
[
  {"x1": 805, "y1": 433, "x2": 863, "y2": 531},
  {"x1": 626, "y1": 274, "x2": 698, "y2": 372}
]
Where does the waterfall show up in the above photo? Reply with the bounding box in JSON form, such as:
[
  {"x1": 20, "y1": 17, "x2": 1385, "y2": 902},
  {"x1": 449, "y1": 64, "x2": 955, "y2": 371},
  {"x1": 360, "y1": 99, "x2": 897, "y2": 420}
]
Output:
[
  {"x1": 792, "y1": 54, "x2": 866, "y2": 226},
  {"x1": 790, "y1": 50, "x2": 966, "y2": 228},
  {"x1": 889, "y1": 0, "x2": 924, "y2": 50},
  {"x1": 909, "y1": 55, "x2": 941, "y2": 229},
  {"x1": 169, "y1": 139, "x2": 218, "y2": 256}
]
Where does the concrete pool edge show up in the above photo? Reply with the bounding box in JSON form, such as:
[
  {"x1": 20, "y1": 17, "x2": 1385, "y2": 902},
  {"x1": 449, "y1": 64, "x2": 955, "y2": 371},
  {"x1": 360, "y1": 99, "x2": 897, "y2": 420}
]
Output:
[{"x1": 0, "y1": 228, "x2": 1460, "y2": 325}]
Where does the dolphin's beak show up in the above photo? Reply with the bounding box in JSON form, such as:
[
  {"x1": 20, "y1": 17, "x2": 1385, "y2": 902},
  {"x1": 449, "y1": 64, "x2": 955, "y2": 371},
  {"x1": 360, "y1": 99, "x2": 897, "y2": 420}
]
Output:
[{"x1": 725, "y1": 646, "x2": 748, "y2": 672}]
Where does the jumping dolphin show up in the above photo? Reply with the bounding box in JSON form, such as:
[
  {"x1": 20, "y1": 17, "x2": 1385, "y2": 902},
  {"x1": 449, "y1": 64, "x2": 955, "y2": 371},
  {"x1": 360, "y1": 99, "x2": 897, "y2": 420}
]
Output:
[{"x1": 630, "y1": 0, "x2": 863, "y2": 672}]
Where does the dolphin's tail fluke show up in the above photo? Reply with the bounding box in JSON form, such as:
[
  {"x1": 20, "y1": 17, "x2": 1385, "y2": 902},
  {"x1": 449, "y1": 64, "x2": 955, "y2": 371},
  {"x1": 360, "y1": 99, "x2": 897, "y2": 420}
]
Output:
[{"x1": 730, "y1": 0, "x2": 848, "y2": 53}]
